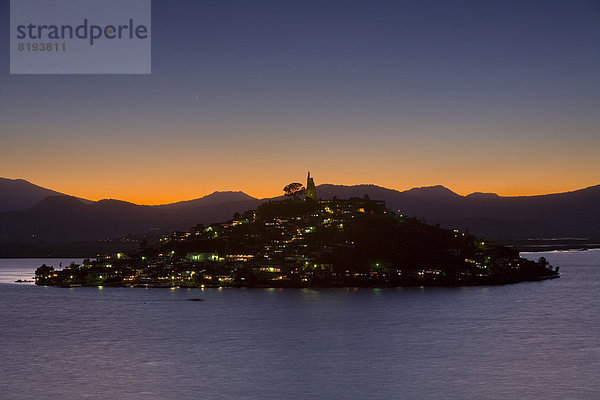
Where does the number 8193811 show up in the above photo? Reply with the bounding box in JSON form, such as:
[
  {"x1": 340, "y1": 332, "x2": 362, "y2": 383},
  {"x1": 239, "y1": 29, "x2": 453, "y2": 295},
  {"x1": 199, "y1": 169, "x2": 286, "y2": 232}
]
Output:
[{"x1": 17, "y1": 42, "x2": 66, "y2": 52}]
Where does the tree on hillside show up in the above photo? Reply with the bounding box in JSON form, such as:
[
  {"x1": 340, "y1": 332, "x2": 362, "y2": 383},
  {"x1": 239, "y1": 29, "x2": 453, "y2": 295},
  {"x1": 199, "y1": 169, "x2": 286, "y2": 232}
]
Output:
[{"x1": 283, "y1": 182, "x2": 306, "y2": 197}]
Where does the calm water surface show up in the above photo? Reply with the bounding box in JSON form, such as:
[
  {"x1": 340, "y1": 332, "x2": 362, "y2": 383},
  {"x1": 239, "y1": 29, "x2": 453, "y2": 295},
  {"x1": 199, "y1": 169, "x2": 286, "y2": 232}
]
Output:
[{"x1": 0, "y1": 251, "x2": 599, "y2": 399}]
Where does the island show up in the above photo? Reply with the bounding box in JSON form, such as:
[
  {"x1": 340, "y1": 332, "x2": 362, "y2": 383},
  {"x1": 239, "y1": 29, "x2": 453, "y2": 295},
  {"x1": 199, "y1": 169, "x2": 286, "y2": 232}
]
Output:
[{"x1": 35, "y1": 177, "x2": 559, "y2": 288}]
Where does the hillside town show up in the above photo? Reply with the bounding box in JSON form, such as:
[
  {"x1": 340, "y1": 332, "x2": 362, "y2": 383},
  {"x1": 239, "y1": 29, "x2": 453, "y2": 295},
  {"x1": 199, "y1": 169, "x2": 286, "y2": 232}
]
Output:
[{"x1": 35, "y1": 174, "x2": 559, "y2": 288}]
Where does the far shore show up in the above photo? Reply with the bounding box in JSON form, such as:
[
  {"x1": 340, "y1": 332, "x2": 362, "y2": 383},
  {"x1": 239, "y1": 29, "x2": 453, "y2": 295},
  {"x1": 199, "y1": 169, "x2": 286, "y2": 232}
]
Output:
[
  {"x1": 508, "y1": 243, "x2": 600, "y2": 253},
  {"x1": 2, "y1": 245, "x2": 599, "y2": 259}
]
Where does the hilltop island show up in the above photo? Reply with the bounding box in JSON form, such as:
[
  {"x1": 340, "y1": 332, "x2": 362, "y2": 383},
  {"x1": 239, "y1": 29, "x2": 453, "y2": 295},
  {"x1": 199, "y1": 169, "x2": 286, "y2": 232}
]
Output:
[{"x1": 35, "y1": 174, "x2": 559, "y2": 288}]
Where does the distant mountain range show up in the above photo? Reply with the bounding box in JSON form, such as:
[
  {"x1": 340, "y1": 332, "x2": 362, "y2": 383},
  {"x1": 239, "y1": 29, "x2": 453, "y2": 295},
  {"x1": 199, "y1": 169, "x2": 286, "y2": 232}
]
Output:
[
  {"x1": 316, "y1": 183, "x2": 600, "y2": 242},
  {"x1": 0, "y1": 178, "x2": 599, "y2": 253},
  {"x1": 0, "y1": 184, "x2": 261, "y2": 242},
  {"x1": 0, "y1": 177, "x2": 87, "y2": 212}
]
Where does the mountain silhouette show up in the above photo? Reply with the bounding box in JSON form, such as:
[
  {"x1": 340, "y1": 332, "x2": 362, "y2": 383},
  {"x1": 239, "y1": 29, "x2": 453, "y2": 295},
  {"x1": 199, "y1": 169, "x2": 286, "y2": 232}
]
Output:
[
  {"x1": 465, "y1": 192, "x2": 501, "y2": 199},
  {"x1": 155, "y1": 191, "x2": 257, "y2": 209},
  {"x1": 0, "y1": 177, "x2": 82, "y2": 212},
  {"x1": 315, "y1": 183, "x2": 600, "y2": 241},
  {"x1": 0, "y1": 178, "x2": 598, "y2": 252},
  {"x1": 0, "y1": 194, "x2": 261, "y2": 243}
]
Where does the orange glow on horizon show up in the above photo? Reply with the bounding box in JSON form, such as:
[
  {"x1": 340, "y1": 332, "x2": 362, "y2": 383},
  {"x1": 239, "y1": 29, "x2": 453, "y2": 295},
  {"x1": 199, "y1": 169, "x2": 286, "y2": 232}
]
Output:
[{"x1": 13, "y1": 176, "x2": 598, "y2": 206}]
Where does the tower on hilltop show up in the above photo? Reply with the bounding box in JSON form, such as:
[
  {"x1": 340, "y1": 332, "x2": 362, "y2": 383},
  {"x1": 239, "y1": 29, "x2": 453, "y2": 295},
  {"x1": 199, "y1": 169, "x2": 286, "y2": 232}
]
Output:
[{"x1": 306, "y1": 172, "x2": 317, "y2": 201}]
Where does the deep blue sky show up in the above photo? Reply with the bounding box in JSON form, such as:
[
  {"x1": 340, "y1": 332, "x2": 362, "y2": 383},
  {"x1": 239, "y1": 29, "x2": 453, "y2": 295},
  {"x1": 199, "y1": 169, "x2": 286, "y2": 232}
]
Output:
[{"x1": 1, "y1": 0, "x2": 599, "y2": 203}]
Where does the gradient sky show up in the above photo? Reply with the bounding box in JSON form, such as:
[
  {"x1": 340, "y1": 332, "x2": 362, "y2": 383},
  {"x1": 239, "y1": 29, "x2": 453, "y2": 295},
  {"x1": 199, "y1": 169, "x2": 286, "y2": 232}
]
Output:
[{"x1": 1, "y1": 0, "x2": 599, "y2": 204}]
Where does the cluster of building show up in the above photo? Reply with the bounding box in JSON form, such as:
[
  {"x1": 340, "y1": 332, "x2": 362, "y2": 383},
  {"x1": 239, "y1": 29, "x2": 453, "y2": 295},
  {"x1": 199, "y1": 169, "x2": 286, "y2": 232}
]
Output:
[{"x1": 35, "y1": 174, "x2": 559, "y2": 288}]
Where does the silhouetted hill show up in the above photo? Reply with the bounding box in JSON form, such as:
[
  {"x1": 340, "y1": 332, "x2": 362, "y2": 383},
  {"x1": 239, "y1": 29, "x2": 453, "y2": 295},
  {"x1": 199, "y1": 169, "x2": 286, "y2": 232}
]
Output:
[
  {"x1": 0, "y1": 178, "x2": 598, "y2": 256},
  {"x1": 315, "y1": 184, "x2": 600, "y2": 241},
  {"x1": 29, "y1": 195, "x2": 89, "y2": 214},
  {"x1": 0, "y1": 193, "x2": 261, "y2": 244},
  {"x1": 466, "y1": 192, "x2": 501, "y2": 199},
  {"x1": 157, "y1": 191, "x2": 257, "y2": 209},
  {"x1": 0, "y1": 178, "x2": 71, "y2": 212},
  {"x1": 403, "y1": 185, "x2": 461, "y2": 198}
]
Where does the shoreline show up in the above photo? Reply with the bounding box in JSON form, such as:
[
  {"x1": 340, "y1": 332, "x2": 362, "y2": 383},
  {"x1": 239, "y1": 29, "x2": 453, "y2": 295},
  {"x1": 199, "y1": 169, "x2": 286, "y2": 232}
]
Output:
[
  {"x1": 39, "y1": 274, "x2": 560, "y2": 290},
  {"x1": 2, "y1": 246, "x2": 599, "y2": 260},
  {"x1": 517, "y1": 245, "x2": 600, "y2": 252}
]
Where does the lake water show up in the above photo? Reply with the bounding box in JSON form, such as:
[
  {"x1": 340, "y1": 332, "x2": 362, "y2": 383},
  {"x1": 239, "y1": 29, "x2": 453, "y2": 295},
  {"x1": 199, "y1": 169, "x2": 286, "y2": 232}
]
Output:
[{"x1": 0, "y1": 251, "x2": 599, "y2": 399}]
